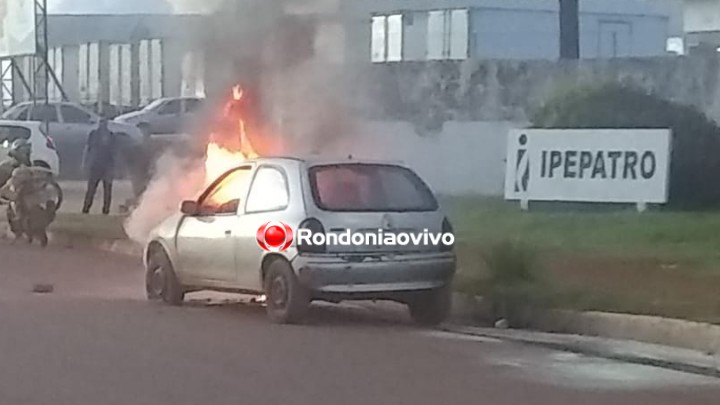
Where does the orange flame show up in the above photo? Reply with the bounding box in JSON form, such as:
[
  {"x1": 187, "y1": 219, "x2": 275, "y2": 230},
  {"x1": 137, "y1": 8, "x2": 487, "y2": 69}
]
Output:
[{"x1": 203, "y1": 85, "x2": 259, "y2": 204}]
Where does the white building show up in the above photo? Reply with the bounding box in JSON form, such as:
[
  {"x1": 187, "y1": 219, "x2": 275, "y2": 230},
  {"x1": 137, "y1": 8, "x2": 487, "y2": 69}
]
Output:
[{"x1": 685, "y1": 0, "x2": 720, "y2": 51}]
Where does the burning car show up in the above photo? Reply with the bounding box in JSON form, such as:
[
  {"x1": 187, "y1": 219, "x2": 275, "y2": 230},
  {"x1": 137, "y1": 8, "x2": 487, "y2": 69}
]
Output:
[{"x1": 143, "y1": 157, "x2": 456, "y2": 325}]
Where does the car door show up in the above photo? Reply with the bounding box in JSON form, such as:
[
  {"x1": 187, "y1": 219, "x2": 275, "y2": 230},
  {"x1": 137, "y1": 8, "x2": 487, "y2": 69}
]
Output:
[
  {"x1": 234, "y1": 165, "x2": 292, "y2": 290},
  {"x1": 180, "y1": 98, "x2": 202, "y2": 134},
  {"x1": 175, "y1": 165, "x2": 254, "y2": 286},
  {"x1": 152, "y1": 99, "x2": 182, "y2": 134}
]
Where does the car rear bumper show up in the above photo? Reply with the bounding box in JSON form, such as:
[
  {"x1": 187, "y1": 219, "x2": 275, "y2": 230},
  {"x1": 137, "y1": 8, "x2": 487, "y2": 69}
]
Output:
[{"x1": 292, "y1": 252, "x2": 456, "y2": 295}]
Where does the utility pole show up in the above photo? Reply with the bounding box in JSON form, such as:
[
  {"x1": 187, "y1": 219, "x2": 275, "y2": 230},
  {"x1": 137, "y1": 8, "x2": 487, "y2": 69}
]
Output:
[{"x1": 559, "y1": 0, "x2": 580, "y2": 59}]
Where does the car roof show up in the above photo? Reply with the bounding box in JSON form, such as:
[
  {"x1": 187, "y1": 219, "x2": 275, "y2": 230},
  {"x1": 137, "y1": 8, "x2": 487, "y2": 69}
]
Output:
[{"x1": 155, "y1": 96, "x2": 204, "y2": 102}]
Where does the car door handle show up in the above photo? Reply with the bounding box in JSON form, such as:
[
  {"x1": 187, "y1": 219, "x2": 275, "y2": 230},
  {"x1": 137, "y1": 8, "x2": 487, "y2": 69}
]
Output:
[{"x1": 225, "y1": 230, "x2": 232, "y2": 237}]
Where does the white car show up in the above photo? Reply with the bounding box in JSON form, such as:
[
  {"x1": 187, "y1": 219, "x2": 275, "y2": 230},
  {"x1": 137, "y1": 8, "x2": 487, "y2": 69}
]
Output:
[
  {"x1": 2, "y1": 101, "x2": 144, "y2": 177},
  {"x1": 115, "y1": 97, "x2": 204, "y2": 137},
  {"x1": 0, "y1": 120, "x2": 60, "y2": 175}
]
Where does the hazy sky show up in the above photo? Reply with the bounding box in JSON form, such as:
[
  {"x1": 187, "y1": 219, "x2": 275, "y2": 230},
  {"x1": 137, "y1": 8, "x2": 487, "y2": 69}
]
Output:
[{"x1": 48, "y1": 0, "x2": 222, "y2": 14}]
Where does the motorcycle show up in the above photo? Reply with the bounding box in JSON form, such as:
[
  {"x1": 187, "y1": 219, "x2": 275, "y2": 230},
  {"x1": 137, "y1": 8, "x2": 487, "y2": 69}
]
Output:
[{"x1": 0, "y1": 165, "x2": 63, "y2": 246}]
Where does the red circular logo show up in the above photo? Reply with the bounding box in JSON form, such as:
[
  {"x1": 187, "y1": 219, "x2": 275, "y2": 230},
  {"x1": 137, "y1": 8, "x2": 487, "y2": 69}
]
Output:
[{"x1": 256, "y1": 221, "x2": 294, "y2": 252}]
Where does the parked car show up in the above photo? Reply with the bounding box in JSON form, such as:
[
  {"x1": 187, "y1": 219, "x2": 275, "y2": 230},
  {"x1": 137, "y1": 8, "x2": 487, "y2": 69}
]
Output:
[
  {"x1": 2, "y1": 101, "x2": 144, "y2": 178},
  {"x1": 144, "y1": 158, "x2": 456, "y2": 325},
  {"x1": 115, "y1": 97, "x2": 204, "y2": 137},
  {"x1": 0, "y1": 120, "x2": 60, "y2": 175},
  {"x1": 83, "y1": 102, "x2": 136, "y2": 120}
]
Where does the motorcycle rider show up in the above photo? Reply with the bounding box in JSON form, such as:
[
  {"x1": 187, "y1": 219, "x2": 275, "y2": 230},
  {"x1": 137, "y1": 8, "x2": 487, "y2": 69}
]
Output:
[
  {"x1": 0, "y1": 139, "x2": 58, "y2": 246},
  {"x1": 0, "y1": 137, "x2": 32, "y2": 187}
]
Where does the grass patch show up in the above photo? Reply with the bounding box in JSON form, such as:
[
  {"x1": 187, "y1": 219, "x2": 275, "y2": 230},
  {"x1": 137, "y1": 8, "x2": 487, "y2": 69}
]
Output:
[
  {"x1": 50, "y1": 214, "x2": 127, "y2": 240},
  {"x1": 445, "y1": 196, "x2": 720, "y2": 324},
  {"x1": 445, "y1": 196, "x2": 720, "y2": 270}
]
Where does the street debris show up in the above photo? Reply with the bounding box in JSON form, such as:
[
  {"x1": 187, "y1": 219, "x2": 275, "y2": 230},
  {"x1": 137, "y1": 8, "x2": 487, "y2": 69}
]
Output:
[{"x1": 32, "y1": 283, "x2": 54, "y2": 294}]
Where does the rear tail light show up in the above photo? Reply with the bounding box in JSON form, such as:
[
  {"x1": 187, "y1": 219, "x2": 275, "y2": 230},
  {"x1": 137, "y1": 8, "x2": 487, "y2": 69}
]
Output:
[
  {"x1": 297, "y1": 218, "x2": 326, "y2": 254},
  {"x1": 45, "y1": 136, "x2": 56, "y2": 150},
  {"x1": 441, "y1": 217, "x2": 454, "y2": 252}
]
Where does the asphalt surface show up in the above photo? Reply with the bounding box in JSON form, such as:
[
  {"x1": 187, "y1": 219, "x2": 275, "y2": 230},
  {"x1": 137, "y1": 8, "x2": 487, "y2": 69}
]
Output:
[{"x1": 1, "y1": 241, "x2": 720, "y2": 405}]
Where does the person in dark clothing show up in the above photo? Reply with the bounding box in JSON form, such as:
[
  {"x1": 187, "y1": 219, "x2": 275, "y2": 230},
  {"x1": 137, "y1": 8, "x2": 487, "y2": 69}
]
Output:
[{"x1": 82, "y1": 119, "x2": 116, "y2": 214}]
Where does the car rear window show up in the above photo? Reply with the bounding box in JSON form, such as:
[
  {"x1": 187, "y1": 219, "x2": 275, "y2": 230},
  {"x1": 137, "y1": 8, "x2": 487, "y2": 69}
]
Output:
[{"x1": 309, "y1": 164, "x2": 438, "y2": 212}]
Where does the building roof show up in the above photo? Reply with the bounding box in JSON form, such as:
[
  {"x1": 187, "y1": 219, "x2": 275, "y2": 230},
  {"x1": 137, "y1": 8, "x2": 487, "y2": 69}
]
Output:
[{"x1": 47, "y1": 14, "x2": 208, "y2": 46}]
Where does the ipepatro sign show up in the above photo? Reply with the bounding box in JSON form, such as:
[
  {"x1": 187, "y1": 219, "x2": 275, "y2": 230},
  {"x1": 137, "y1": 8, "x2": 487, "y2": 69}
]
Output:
[{"x1": 505, "y1": 129, "x2": 672, "y2": 204}]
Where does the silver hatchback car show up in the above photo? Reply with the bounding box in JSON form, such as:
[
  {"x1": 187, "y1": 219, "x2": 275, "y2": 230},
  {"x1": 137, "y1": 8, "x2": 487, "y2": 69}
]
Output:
[{"x1": 144, "y1": 157, "x2": 456, "y2": 324}]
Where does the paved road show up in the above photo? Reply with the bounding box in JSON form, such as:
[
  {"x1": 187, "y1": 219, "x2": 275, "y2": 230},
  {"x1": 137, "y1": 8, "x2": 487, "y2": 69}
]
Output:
[{"x1": 1, "y1": 241, "x2": 719, "y2": 405}]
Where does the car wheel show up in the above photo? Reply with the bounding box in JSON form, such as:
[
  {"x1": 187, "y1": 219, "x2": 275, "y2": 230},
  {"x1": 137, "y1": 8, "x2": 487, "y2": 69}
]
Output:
[
  {"x1": 146, "y1": 250, "x2": 185, "y2": 306},
  {"x1": 408, "y1": 285, "x2": 452, "y2": 327},
  {"x1": 264, "y1": 259, "x2": 310, "y2": 324}
]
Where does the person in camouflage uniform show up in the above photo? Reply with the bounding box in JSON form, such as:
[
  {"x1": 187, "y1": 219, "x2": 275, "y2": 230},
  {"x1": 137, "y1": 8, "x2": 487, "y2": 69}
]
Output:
[
  {"x1": 0, "y1": 138, "x2": 32, "y2": 187},
  {"x1": 0, "y1": 140, "x2": 58, "y2": 246}
]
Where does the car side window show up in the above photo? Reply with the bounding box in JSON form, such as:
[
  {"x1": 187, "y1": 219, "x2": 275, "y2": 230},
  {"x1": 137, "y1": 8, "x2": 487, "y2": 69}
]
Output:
[
  {"x1": 5, "y1": 105, "x2": 30, "y2": 120},
  {"x1": 30, "y1": 105, "x2": 59, "y2": 122},
  {"x1": 0, "y1": 126, "x2": 31, "y2": 148},
  {"x1": 15, "y1": 107, "x2": 29, "y2": 120},
  {"x1": 60, "y1": 105, "x2": 94, "y2": 124},
  {"x1": 245, "y1": 166, "x2": 289, "y2": 213},
  {"x1": 184, "y1": 99, "x2": 202, "y2": 113},
  {"x1": 197, "y1": 167, "x2": 253, "y2": 215},
  {"x1": 158, "y1": 100, "x2": 182, "y2": 115}
]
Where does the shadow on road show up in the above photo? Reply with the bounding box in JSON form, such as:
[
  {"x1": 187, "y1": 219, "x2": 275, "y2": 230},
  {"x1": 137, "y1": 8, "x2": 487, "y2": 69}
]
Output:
[{"x1": 183, "y1": 295, "x2": 413, "y2": 329}]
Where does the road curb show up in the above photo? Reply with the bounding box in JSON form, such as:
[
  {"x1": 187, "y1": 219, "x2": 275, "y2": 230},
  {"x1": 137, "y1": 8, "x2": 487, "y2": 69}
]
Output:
[
  {"x1": 442, "y1": 324, "x2": 720, "y2": 378},
  {"x1": 526, "y1": 309, "x2": 720, "y2": 355},
  {"x1": 450, "y1": 293, "x2": 720, "y2": 365}
]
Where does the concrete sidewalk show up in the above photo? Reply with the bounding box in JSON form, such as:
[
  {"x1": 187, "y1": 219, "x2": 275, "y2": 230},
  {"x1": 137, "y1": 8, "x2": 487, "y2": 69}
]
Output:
[{"x1": 445, "y1": 324, "x2": 720, "y2": 378}]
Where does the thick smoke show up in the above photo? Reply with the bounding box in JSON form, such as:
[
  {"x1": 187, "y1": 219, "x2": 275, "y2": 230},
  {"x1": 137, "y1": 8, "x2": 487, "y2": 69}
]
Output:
[{"x1": 125, "y1": 0, "x2": 366, "y2": 243}]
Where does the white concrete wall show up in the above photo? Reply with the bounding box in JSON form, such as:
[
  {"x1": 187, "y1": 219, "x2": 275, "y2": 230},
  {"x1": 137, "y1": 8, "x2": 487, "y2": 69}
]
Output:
[
  {"x1": 685, "y1": 0, "x2": 720, "y2": 32},
  {"x1": 325, "y1": 120, "x2": 521, "y2": 196}
]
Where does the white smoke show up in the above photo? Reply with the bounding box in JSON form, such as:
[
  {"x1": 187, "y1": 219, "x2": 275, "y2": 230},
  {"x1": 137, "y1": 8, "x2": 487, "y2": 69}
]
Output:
[{"x1": 124, "y1": 150, "x2": 205, "y2": 243}]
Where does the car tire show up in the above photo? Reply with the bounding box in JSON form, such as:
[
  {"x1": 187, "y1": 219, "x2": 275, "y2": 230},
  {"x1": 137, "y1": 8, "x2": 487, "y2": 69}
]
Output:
[
  {"x1": 146, "y1": 250, "x2": 185, "y2": 306},
  {"x1": 264, "y1": 259, "x2": 310, "y2": 324},
  {"x1": 408, "y1": 285, "x2": 452, "y2": 327}
]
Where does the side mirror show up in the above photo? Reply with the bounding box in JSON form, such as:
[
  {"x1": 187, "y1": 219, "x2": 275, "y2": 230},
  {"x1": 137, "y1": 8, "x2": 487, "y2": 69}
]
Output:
[{"x1": 180, "y1": 200, "x2": 199, "y2": 216}]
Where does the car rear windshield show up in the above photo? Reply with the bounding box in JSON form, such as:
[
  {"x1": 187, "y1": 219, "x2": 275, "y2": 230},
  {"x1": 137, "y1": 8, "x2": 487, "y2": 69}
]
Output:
[{"x1": 309, "y1": 164, "x2": 438, "y2": 212}]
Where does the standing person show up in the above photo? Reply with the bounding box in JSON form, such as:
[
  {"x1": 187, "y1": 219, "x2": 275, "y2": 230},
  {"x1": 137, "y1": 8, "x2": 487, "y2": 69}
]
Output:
[{"x1": 82, "y1": 119, "x2": 116, "y2": 214}]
